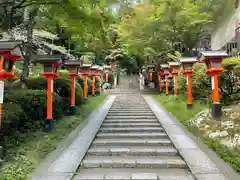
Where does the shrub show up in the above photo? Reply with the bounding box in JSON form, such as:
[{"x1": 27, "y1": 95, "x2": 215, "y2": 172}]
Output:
[
  {"x1": 10, "y1": 76, "x2": 84, "y2": 105},
  {"x1": 177, "y1": 58, "x2": 240, "y2": 104},
  {"x1": 4, "y1": 90, "x2": 68, "y2": 127},
  {"x1": 220, "y1": 57, "x2": 240, "y2": 104},
  {"x1": 178, "y1": 63, "x2": 211, "y2": 101},
  {"x1": 1, "y1": 103, "x2": 26, "y2": 134}
]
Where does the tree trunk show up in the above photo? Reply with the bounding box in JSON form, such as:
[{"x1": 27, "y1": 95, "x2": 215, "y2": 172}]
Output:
[{"x1": 23, "y1": 6, "x2": 38, "y2": 78}]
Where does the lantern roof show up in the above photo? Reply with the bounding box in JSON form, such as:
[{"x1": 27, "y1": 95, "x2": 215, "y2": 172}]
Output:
[
  {"x1": 82, "y1": 63, "x2": 91, "y2": 68},
  {"x1": 64, "y1": 60, "x2": 81, "y2": 67},
  {"x1": 179, "y1": 57, "x2": 198, "y2": 63},
  {"x1": 160, "y1": 64, "x2": 169, "y2": 69},
  {"x1": 147, "y1": 64, "x2": 155, "y2": 68},
  {"x1": 168, "y1": 61, "x2": 180, "y2": 66},
  {"x1": 32, "y1": 55, "x2": 62, "y2": 64},
  {"x1": 91, "y1": 64, "x2": 99, "y2": 70},
  {"x1": 198, "y1": 51, "x2": 228, "y2": 62},
  {"x1": 98, "y1": 66, "x2": 103, "y2": 71},
  {"x1": 0, "y1": 40, "x2": 23, "y2": 57},
  {"x1": 103, "y1": 65, "x2": 111, "y2": 70},
  {"x1": 0, "y1": 40, "x2": 22, "y2": 50}
]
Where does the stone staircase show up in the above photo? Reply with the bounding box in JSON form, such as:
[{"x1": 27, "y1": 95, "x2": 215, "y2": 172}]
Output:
[{"x1": 73, "y1": 94, "x2": 195, "y2": 180}]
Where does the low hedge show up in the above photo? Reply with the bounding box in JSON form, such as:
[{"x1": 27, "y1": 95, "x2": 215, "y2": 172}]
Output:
[
  {"x1": 10, "y1": 76, "x2": 84, "y2": 105},
  {"x1": 2, "y1": 90, "x2": 68, "y2": 134}
]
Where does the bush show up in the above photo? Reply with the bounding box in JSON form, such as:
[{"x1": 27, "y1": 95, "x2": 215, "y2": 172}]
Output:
[
  {"x1": 177, "y1": 58, "x2": 240, "y2": 105},
  {"x1": 4, "y1": 90, "x2": 68, "y2": 132},
  {"x1": 220, "y1": 57, "x2": 240, "y2": 104},
  {"x1": 10, "y1": 76, "x2": 84, "y2": 105},
  {"x1": 1, "y1": 103, "x2": 26, "y2": 134}
]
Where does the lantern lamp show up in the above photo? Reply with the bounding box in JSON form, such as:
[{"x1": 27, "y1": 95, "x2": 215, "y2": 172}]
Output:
[
  {"x1": 147, "y1": 64, "x2": 155, "y2": 82},
  {"x1": 198, "y1": 51, "x2": 228, "y2": 74},
  {"x1": 0, "y1": 40, "x2": 22, "y2": 129},
  {"x1": 179, "y1": 57, "x2": 198, "y2": 109},
  {"x1": 198, "y1": 51, "x2": 228, "y2": 119},
  {"x1": 64, "y1": 60, "x2": 81, "y2": 74},
  {"x1": 179, "y1": 58, "x2": 198, "y2": 74},
  {"x1": 0, "y1": 41, "x2": 22, "y2": 78},
  {"x1": 168, "y1": 62, "x2": 181, "y2": 96},
  {"x1": 64, "y1": 60, "x2": 81, "y2": 114},
  {"x1": 90, "y1": 65, "x2": 99, "y2": 96},
  {"x1": 79, "y1": 64, "x2": 91, "y2": 100},
  {"x1": 32, "y1": 55, "x2": 62, "y2": 76},
  {"x1": 32, "y1": 55, "x2": 62, "y2": 132},
  {"x1": 157, "y1": 69, "x2": 163, "y2": 93},
  {"x1": 104, "y1": 65, "x2": 111, "y2": 82},
  {"x1": 160, "y1": 64, "x2": 170, "y2": 95}
]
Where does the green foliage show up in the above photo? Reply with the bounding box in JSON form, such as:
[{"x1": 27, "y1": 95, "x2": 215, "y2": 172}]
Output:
[
  {"x1": 10, "y1": 76, "x2": 84, "y2": 105},
  {"x1": 222, "y1": 56, "x2": 240, "y2": 70},
  {"x1": 220, "y1": 57, "x2": 240, "y2": 104},
  {"x1": 1, "y1": 95, "x2": 106, "y2": 180},
  {"x1": 118, "y1": 0, "x2": 210, "y2": 61},
  {"x1": 2, "y1": 103, "x2": 27, "y2": 133},
  {"x1": 3, "y1": 90, "x2": 68, "y2": 134}
]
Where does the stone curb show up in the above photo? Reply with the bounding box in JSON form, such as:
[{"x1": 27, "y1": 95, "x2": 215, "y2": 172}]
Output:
[
  {"x1": 29, "y1": 95, "x2": 116, "y2": 180},
  {"x1": 143, "y1": 95, "x2": 240, "y2": 180}
]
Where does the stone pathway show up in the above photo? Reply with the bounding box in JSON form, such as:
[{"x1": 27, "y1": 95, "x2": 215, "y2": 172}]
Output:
[
  {"x1": 30, "y1": 77, "x2": 236, "y2": 180},
  {"x1": 73, "y1": 95, "x2": 195, "y2": 180}
]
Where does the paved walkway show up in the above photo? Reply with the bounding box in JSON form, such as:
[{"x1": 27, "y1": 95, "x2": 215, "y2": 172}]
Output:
[{"x1": 29, "y1": 76, "x2": 238, "y2": 180}]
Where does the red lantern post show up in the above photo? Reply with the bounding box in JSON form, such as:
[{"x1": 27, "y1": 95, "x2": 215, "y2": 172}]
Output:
[
  {"x1": 0, "y1": 41, "x2": 22, "y2": 128},
  {"x1": 168, "y1": 62, "x2": 181, "y2": 97},
  {"x1": 157, "y1": 71, "x2": 163, "y2": 93},
  {"x1": 179, "y1": 57, "x2": 198, "y2": 109},
  {"x1": 160, "y1": 64, "x2": 170, "y2": 95},
  {"x1": 90, "y1": 65, "x2": 99, "y2": 96},
  {"x1": 64, "y1": 60, "x2": 81, "y2": 114},
  {"x1": 80, "y1": 64, "x2": 91, "y2": 100},
  {"x1": 104, "y1": 65, "x2": 111, "y2": 82},
  {"x1": 147, "y1": 64, "x2": 155, "y2": 82},
  {"x1": 96, "y1": 66, "x2": 103, "y2": 94},
  {"x1": 198, "y1": 51, "x2": 228, "y2": 118},
  {"x1": 32, "y1": 55, "x2": 62, "y2": 132}
]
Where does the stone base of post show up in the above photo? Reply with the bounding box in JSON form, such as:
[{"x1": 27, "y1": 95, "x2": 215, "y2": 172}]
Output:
[
  {"x1": 44, "y1": 118, "x2": 53, "y2": 132},
  {"x1": 212, "y1": 103, "x2": 222, "y2": 119},
  {"x1": 187, "y1": 104, "x2": 193, "y2": 109}
]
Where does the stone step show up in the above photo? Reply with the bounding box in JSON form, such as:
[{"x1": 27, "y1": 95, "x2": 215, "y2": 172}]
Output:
[
  {"x1": 105, "y1": 116, "x2": 156, "y2": 119},
  {"x1": 111, "y1": 106, "x2": 150, "y2": 110},
  {"x1": 96, "y1": 132, "x2": 168, "y2": 139},
  {"x1": 111, "y1": 105, "x2": 148, "y2": 107},
  {"x1": 101, "y1": 122, "x2": 160, "y2": 127},
  {"x1": 99, "y1": 127, "x2": 164, "y2": 133},
  {"x1": 107, "y1": 112, "x2": 154, "y2": 116},
  {"x1": 75, "y1": 168, "x2": 195, "y2": 180},
  {"x1": 93, "y1": 138, "x2": 172, "y2": 146},
  {"x1": 104, "y1": 119, "x2": 158, "y2": 123},
  {"x1": 109, "y1": 109, "x2": 151, "y2": 111},
  {"x1": 108, "y1": 110, "x2": 152, "y2": 113},
  {"x1": 81, "y1": 156, "x2": 186, "y2": 168},
  {"x1": 87, "y1": 146, "x2": 178, "y2": 156}
]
